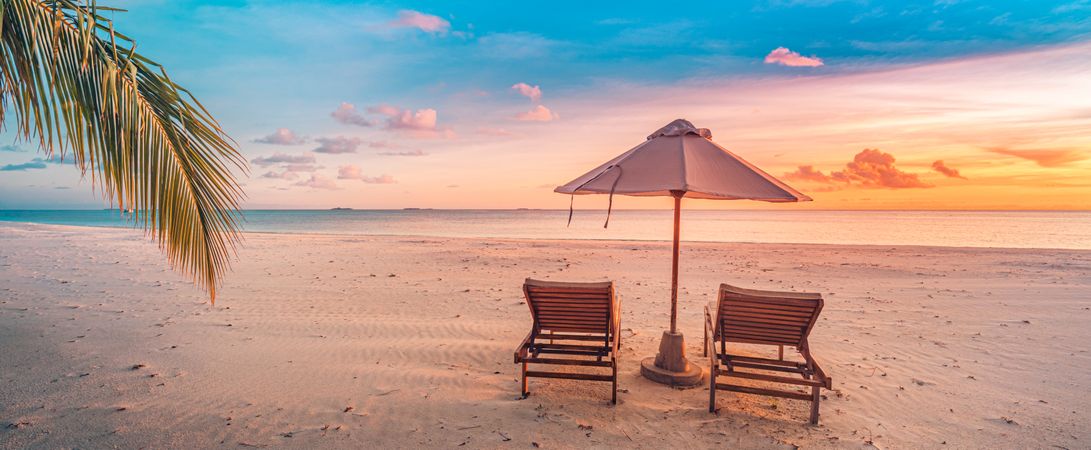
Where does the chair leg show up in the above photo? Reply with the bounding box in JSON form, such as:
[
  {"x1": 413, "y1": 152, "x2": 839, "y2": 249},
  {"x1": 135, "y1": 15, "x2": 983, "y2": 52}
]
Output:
[
  {"x1": 708, "y1": 362, "x2": 717, "y2": 413},
  {"x1": 611, "y1": 358, "x2": 618, "y2": 405},
  {"x1": 521, "y1": 360, "x2": 529, "y2": 398},
  {"x1": 809, "y1": 386, "x2": 820, "y2": 424},
  {"x1": 702, "y1": 323, "x2": 708, "y2": 357}
]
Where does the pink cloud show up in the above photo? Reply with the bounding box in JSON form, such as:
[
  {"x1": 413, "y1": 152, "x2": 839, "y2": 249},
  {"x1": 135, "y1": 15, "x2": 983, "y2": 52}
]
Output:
[
  {"x1": 515, "y1": 105, "x2": 558, "y2": 122},
  {"x1": 931, "y1": 160, "x2": 967, "y2": 179},
  {"x1": 254, "y1": 128, "x2": 306, "y2": 145},
  {"x1": 377, "y1": 149, "x2": 428, "y2": 156},
  {"x1": 260, "y1": 170, "x2": 300, "y2": 180},
  {"x1": 293, "y1": 174, "x2": 339, "y2": 190},
  {"x1": 764, "y1": 47, "x2": 824, "y2": 67},
  {"x1": 785, "y1": 149, "x2": 931, "y2": 189},
  {"x1": 511, "y1": 82, "x2": 542, "y2": 102},
  {"x1": 368, "y1": 104, "x2": 438, "y2": 130},
  {"x1": 331, "y1": 103, "x2": 374, "y2": 127},
  {"x1": 338, "y1": 164, "x2": 397, "y2": 184},
  {"x1": 250, "y1": 152, "x2": 316, "y2": 167},
  {"x1": 362, "y1": 174, "x2": 397, "y2": 184},
  {"x1": 337, "y1": 164, "x2": 363, "y2": 180},
  {"x1": 388, "y1": 10, "x2": 449, "y2": 34},
  {"x1": 313, "y1": 136, "x2": 362, "y2": 154},
  {"x1": 476, "y1": 127, "x2": 514, "y2": 137},
  {"x1": 985, "y1": 147, "x2": 1087, "y2": 167}
]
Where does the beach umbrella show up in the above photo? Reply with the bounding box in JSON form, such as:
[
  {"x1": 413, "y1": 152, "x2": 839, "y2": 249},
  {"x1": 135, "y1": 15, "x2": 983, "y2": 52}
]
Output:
[{"x1": 556, "y1": 119, "x2": 811, "y2": 386}]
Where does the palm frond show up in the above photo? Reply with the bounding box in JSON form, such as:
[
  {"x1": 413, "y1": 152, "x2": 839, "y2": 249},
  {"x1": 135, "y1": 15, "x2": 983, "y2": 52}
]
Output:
[{"x1": 0, "y1": 0, "x2": 247, "y2": 303}]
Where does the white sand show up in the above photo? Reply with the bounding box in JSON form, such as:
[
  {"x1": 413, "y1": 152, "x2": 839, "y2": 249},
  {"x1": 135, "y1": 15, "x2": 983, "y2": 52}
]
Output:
[{"x1": 1, "y1": 222, "x2": 1089, "y2": 449}]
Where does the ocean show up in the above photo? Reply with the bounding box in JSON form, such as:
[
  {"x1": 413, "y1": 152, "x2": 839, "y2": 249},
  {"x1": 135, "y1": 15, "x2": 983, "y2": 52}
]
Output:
[{"x1": 0, "y1": 209, "x2": 1088, "y2": 250}]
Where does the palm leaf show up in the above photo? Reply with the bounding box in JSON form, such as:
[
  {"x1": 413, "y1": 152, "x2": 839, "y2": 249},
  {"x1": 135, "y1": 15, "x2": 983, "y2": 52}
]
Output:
[{"x1": 0, "y1": 0, "x2": 247, "y2": 303}]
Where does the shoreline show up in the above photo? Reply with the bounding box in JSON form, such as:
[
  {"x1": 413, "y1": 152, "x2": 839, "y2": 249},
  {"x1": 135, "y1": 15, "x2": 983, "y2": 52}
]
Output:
[{"x1": 3, "y1": 220, "x2": 1089, "y2": 253}]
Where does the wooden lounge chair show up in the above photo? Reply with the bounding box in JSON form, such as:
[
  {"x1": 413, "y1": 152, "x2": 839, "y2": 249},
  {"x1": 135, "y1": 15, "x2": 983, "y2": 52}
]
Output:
[
  {"x1": 514, "y1": 279, "x2": 621, "y2": 404},
  {"x1": 703, "y1": 283, "x2": 832, "y2": 424}
]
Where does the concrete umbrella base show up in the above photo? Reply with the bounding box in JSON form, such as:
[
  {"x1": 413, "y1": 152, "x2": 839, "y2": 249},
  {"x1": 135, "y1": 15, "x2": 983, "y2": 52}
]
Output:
[{"x1": 640, "y1": 331, "x2": 705, "y2": 386}]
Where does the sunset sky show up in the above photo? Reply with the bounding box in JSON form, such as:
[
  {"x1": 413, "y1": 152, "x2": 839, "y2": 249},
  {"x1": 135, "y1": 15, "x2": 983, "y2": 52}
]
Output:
[{"x1": 1, "y1": 0, "x2": 1090, "y2": 210}]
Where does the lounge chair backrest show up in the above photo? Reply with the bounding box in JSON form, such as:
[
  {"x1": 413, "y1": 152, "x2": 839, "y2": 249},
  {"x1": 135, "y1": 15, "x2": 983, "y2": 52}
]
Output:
[
  {"x1": 524, "y1": 279, "x2": 614, "y2": 335},
  {"x1": 715, "y1": 284, "x2": 823, "y2": 348}
]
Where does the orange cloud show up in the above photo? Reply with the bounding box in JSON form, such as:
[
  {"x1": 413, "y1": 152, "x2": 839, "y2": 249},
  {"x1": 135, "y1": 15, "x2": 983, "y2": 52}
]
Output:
[
  {"x1": 764, "y1": 47, "x2": 824, "y2": 67},
  {"x1": 931, "y1": 160, "x2": 967, "y2": 179},
  {"x1": 985, "y1": 147, "x2": 1087, "y2": 167},
  {"x1": 785, "y1": 149, "x2": 931, "y2": 189},
  {"x1": 515, "y1": 105, "x2": 558, "y2": 121}
]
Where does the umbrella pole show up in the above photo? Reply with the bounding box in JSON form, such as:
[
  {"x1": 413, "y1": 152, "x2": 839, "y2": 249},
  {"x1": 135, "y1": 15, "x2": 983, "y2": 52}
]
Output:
[
  {"x1": 640, "y1": 191, "x2": 704, "y2": 386},
  {"x1": 669, "y1": 194, "x2": 681, "y2": 334}
]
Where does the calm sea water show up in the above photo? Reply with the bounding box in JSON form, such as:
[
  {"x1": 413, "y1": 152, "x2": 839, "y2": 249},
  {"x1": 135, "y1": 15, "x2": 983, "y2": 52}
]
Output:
[{"x1": 0, "y1": 209, "x2": 1088, "y2": 250}]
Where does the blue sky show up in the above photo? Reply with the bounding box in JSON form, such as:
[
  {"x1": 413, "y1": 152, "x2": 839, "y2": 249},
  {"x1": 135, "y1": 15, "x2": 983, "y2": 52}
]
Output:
[{"x1": 2, "y1": 1, "x2": 1090, "y2": 209}]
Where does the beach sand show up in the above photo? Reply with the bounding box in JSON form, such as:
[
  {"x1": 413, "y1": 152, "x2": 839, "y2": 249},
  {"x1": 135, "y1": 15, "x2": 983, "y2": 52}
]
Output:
[{"x1": 1, "y1": 222, "x2": 1089, "y2": 449}]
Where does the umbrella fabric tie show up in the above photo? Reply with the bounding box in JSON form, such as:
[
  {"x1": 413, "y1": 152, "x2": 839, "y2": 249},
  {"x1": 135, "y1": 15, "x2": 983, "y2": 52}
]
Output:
[
  {"x1": 567, "y1": 194, "x2": 575, "y2": 227},
  {"x1": 603, "y1": 166, "x2": 623, "y2": 228}
]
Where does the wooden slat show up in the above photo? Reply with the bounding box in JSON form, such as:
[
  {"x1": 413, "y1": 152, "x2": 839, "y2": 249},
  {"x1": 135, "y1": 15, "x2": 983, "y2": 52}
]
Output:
[
  {"x1": 722, "y1": 320, "x2": 804, "y2": 333},
  {"x1": 715, "y1": 383, "x2": 812, "y2": 401},
  {"x1": 719, "y1": 370, "x2": 825, "y2": 387},
  {"x1": 534, "y1": 343, "x2": 608, "y2": 351},
  {"x1": 541, "y1": 325, "x2": 606, "y2": 332},
  {"x1": 725, "y1": 299, "x2": 817, "y2": 311},
  {"x1": 537, "y1": 333, "x2": 606, "y2": 341},
  {"x1": 538, "y1": 317, "x2": 607, "y2": 325},
  {"x1": 724, "y1": 331, "x2": 798, "y2": 345},
  {"x1": 723, "y1": 304, "x2": 814, "y2": 317},
  {"x1": 722, "y1": 295, "x2": 819, "y2": 308},
  {"x1": 723, "y1": 314, "x2": 808, "y2": 327},
  {"x1": 536, "y1": 310, "x2": 608, "y2": 318},
  {"x1": 539, "y1": 319, "x2": 608, "y2": 328},
  {"x1": 722, "y1": 326, "x2": 801, "y2": 340},
  {"x1": 525, "y1": 371, "x2": 613, "y2": 382},
  {"x1": 530, "y1": 291, "x2": 609, "y2": 297},
  {"x1": 523, "y1": 357, "x2": 612, "y2": 367},
  {"x1": 724, "y1": 336, "x2": 789, "y2": 346},
  {"x1": 726, "y1": 361, "x2": 807, "y2": 374},
  {"x1": 723, "y1": 309, "x2": 810, "y2": 322},
  {"x1": 724, "y1": 354, "x2": 803, "y2": 367}
]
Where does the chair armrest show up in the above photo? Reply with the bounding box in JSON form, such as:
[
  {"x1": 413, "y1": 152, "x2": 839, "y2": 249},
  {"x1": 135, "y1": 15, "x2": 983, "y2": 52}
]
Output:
[
  {"x1": 611, "y1": 293, "x2": 622, "y2": 352},
  {"x1": 704, "y1": 303, "x2": 716, "y2": 358},
  {"x1": 801, "y1": 344, "x2": 832, "y2": 389},
  {"x1": 514, "y1": 331, "x2": 533, "y2": 363}
]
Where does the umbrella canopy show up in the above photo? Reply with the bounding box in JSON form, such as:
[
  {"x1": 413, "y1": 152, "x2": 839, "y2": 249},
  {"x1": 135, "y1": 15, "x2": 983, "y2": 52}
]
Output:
[
  {"x1": 554, "y1": 118, "x2": 811, "y2": 386},
  {"x1": 556, "y1": 119, "x2": 811, "y2": 202}
]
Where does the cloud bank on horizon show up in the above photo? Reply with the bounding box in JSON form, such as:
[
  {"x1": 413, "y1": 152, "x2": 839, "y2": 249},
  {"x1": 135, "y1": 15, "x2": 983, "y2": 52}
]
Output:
[{"x1": 1, "y1": 0, "x2": 1090, "y2": 210}]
